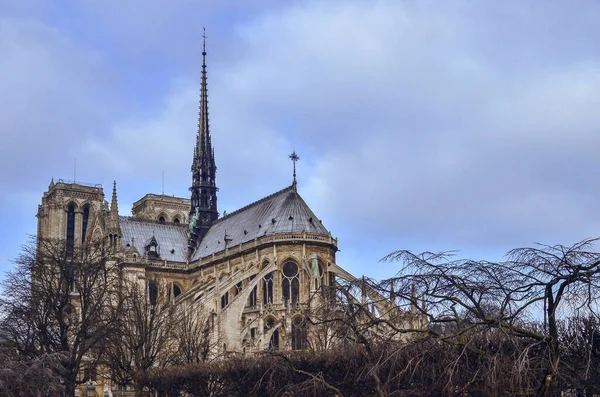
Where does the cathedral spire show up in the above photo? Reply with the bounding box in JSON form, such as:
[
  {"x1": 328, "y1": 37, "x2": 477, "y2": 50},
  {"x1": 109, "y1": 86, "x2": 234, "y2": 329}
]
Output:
[
  {"x1": 195, "y1": 27, "x2": 211, "y2": 162},
  {"x1": 189, "y1": 28, "x2": 218, "y2": 256}
]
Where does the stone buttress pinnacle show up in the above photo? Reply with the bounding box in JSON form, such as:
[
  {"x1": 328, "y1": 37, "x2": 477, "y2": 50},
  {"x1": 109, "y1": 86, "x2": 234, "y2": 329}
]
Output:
[{"x1": 110, "y1": 180, "x2": 119, "y2": 220}]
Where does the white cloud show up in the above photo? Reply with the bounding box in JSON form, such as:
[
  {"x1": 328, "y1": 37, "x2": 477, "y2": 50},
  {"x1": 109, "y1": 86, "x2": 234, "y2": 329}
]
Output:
[
  {"x1": 0, "y1": 16, "x2": 118, "y2": 272},
  {"x1": 3, "y1": 0, "x2": 600, "y2": 279},
  {"x1": 80, "y1": 1, "x2": 600, "y2": 276},
  {"x1": 0, "y1": 18, "x2": 117, "y2": 202},
  {"x1": 215, "y1": 0, "x2": 600, "y2": 274}
]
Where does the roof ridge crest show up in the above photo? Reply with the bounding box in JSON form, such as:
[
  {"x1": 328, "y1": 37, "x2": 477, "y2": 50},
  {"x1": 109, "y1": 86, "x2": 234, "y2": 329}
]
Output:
[
  {"x1": 213, "y1": 184, "x2": 294, "y2": 224},
  {"x1": 119, "y1": 216, "x2": 187, "y2": 228}
]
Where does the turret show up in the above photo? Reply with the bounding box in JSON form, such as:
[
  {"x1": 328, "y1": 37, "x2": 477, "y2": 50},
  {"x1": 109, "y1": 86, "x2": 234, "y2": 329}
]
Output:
[{"x1": 108, "y1": 180, "x2": 122, "y2": 250}]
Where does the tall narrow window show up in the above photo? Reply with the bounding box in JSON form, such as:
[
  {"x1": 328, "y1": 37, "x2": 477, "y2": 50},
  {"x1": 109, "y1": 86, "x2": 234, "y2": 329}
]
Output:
[
  {"x1": 168, "y1": 283, "x2": 182, "y2": 301},
  {"x1": 66, "y1": 204, "x2": 75, "y2": 256},
  {"x1": 248, "y1": 285, "x2": 257, "y2": 307},
  {"x1": 263, "y1": 272, "x2": 274, "y2": 305},
  {"x1": 269, "y1": 329, "x2": 279, "y2": 350},
  {"x1": 282, "y1": 262, "x2": 299, "y2": 305},
  {"x1": 173, "y1": 284, "x2": 181, "y2": 298},
  {"x1": 148, "y1": 281, "x2": 158, "y2": 306},
  {"x1": 81, "y1": 206, "x2": 89, "y2": 244},
  {"x1": 221, "y1": 292, "x2": 229, "y2": 309},
  {"x1": 201, "y1": 190, "x2": 208, "y2": 207},
  {"x1": 291, "y1": 278, "x2": 299, "y2": 304},
  {"x1": 292, "y1": 316, "x2": 308, "y2": 350},
  {"x1": 282, "y1": 278, "x2": 290, "y2": 304}
]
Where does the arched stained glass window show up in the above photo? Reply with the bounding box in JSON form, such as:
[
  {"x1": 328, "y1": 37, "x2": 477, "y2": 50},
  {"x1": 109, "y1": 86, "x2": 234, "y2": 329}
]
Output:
[
  {"x1": 282, "y1": 262, "x2": 300, "y2": 305},
  {"x1": 291, "y1": 316, "x2": 308, "y2": 350},
  {"x1": 263, "y1": 272, "x2": 274, "y2": 305}
]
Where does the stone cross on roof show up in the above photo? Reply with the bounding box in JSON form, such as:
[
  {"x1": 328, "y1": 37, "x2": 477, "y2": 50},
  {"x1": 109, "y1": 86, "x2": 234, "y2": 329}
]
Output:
[{"x1": 289, "y1": 150, "x2": 299, "y2": 189}]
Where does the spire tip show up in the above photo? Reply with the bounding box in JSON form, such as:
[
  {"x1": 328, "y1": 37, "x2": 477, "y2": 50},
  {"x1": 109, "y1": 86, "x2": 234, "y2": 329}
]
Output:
[
  {"x1": 289, "y1": 149, "x2": 300, "y2": 188},
  {"x1": 202, "y1": 27, "x2": 207, "y2": 58}
]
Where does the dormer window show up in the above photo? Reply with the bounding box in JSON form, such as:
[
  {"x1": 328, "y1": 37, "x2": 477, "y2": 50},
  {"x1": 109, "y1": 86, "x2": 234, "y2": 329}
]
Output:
[{"x1": 145, "y1": 236, "x2": 160, "y2": 259}]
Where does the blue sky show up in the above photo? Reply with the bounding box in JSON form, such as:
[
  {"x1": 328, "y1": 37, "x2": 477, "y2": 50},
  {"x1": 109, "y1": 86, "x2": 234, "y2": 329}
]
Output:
[{"x1": 2, "y1": 1, "x2": 600, "y2": 281}]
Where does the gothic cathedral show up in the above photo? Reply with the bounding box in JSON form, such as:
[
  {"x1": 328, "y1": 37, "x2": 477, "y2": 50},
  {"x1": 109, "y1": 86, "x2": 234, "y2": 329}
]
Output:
[{"x1": 35, "y1": 35, "x2": 356, "y2": 357}]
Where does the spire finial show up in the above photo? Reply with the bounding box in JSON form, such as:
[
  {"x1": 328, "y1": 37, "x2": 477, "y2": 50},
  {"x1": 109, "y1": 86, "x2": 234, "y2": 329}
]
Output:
[
  {"x1": 195, "y1": 27, "x2": 211, "y2": 156},
  {"x1": 202, "y1": 27, "x2": 207, "y2": 65},
  {"x1": 111, "y1": 180, "x2": 119, "y2": 218},
  {"x1": 289, "y1": 149, "x2": 300, "y2": 190},
  {"x1": 110, "y1": 180, "x2": 121, "y2": 242}
]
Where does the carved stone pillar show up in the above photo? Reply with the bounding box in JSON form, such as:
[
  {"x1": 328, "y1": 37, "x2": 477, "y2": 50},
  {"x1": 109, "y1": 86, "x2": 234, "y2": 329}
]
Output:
[
  {"x1": 258, "y1": 316, "x2": 264, "y2": 338},
  {"x1": 274, "y1": 270, "x2": 281, "y2": 305},
  {"x1": 257, "y1": 277, "x2": 263, "y2": 305}
]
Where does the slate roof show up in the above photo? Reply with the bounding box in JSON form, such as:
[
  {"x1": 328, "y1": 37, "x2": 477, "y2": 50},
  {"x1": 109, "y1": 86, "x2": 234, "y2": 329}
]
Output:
[
  {"x1": 120, "y1": 217, "x2": 189, "y2": 262},
  {"x1": 118, "y1": 185, "x2": 330, "y2": 264},
  {"x1": 191, "y1": 185, "x2": 329, "y2": 261}
]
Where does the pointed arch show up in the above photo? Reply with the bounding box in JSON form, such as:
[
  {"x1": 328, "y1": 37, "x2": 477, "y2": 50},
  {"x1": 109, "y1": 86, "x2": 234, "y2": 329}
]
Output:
[
  {"x1": 291, "y1": 315, "x2": 308, "y2": 350},
  {"x1": 157, "y1": 212, "x2": 169, "y2": 224},
  {"x1": 168, "y1": 282, "x2": 183, "y2": 301},
  {"x1": 90, "y1": 227, "x2": 102, "y2": 244},
  {"x1": 63, "y1": 201, "x2": 79, "y2": 212},
  {"x1": 281, "y1": 260, "x2": 300, "y2": 306}
]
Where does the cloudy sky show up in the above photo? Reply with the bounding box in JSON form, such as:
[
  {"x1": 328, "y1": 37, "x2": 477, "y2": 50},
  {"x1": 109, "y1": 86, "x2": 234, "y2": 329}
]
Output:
[{"x1": 1, "y1": 0, "x2": 600, "y2": 280}]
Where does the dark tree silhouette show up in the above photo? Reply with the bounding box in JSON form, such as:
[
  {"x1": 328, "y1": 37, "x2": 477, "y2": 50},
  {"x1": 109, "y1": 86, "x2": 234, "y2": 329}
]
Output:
[
  {"x1": 104, "y1": 276, "x2": 177, "y2": 396},
  {"x1": 381, "y1": 238, "x2": 600, "y2": 396},
  {"x1": 0, "y1": 237, "x2": 122, "y2": 395}
]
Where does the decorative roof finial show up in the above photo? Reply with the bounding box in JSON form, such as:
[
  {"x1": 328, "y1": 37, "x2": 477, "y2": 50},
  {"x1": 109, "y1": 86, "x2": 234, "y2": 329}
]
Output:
[
  {"x1": 110, "y1": 180, "x2": 119, "y2": 220},
  {"x1": 289, "y1": 149, "x2": 300, "y2": 190},
  {"x1": 202, "y1": 27, "x2": 207, "y2": 65}
]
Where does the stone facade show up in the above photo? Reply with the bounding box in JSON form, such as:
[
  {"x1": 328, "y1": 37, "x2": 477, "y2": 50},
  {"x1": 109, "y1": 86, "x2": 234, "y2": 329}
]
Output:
[
  {"x1": 37, "y1": 176, "x2": 345, "y2": 397},
  {"x1": 131, "y1": 194, "x2": 190, "y2": 225},
  {"x1": 37, "y1": 179, "x2": 341, "y2": 355},
  {"x1": 34, "y1": 35, "x2": 412, "y2": 396}
]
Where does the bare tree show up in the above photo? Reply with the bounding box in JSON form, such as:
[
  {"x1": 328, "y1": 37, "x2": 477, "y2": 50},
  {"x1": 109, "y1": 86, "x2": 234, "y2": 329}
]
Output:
[
  {"x1": 0, "y1": 343, "x2": 67, "y2": 397},
  {"x1": 104, "y1": 276, "x2": 177, "y2": 396},
  {"x1": 381, "y1": 238, "x2": 600, "y2": 396},
  {"x1": 169, "y1": 300, "x2": 213, "y2": 365},
  {"x1": 558, "y1": 315, "x2": 600, "y2": 395},
  {"x1": 0, "y1": 237, "x2": 122, "y2": 395}
]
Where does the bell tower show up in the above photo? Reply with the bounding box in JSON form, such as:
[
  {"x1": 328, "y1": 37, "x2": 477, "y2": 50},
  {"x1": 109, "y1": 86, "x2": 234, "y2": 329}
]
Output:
[
  {"x1": 189, "y1": 28, "x2": 218, "y2": 255},
  {"x1": 36, "y1": 179, "x2": 107, "y2": 248}
]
